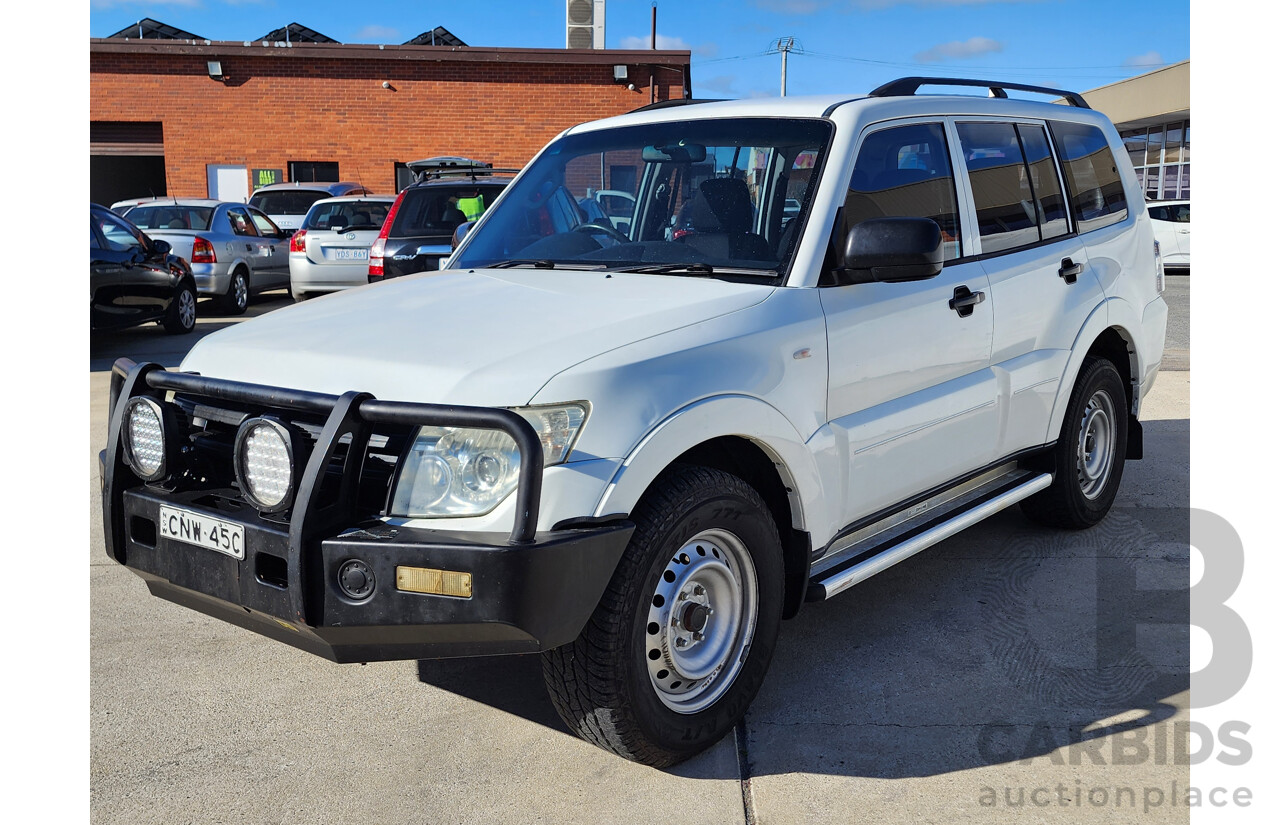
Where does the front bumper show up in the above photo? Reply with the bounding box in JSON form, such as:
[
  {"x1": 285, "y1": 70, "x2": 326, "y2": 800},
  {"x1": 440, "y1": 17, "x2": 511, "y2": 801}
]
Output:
[{"x1": 101, "y1": 359, "x2": 632, "y2": 663}]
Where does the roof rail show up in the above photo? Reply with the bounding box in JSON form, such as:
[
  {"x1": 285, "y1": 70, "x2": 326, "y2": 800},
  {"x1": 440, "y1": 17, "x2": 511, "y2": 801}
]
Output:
[
  {"x1": 869, "y1": 77, "x2": 1090, "y2": 109},
  {"x1": 629, "y1": 98, "x2": 726, "y2": 114}
]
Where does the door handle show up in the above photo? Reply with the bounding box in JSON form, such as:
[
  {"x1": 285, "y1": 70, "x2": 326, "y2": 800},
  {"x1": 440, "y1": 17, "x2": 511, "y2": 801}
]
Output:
[
  {"x1": 1059, "y1": 257, "x2": 1083, "y2": 284},
  {"x1": 949, "y1": 286, "x2": 985, "y2": 317}
]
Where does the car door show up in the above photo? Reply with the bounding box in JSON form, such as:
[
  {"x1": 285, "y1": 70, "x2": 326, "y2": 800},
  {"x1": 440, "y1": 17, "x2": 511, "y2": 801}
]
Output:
[
  {"x1": 226, "y1": 206, "x2": 270, "y2": 285},
  {"x1": 90, "y1": 213, "x2": 123, "y2": 326},
  {"x1": 820, "y1": 120, "x2": 998, "y2": 523},
  {"x1": 951, "y1": 118, "x2": 1103, "y2": 458},
  {"x1": 247, "y1": 207, "x2": 290, "y2": 286}
]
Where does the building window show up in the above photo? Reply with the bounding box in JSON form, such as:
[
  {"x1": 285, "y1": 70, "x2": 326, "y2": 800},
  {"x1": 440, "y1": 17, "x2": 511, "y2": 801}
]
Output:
[
  {"x1": 288, "y1": 161, "x2": 340, "y2": 183},
  {"x1": 1122, "y1": 120, "x2": 1189, "y2": 201}
]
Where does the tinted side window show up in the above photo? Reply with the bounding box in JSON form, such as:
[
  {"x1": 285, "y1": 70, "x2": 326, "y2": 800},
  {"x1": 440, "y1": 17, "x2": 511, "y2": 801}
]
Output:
[
  {"x1": 90, "y1": 217, "x2": 102, "y2": 249},
  {"x1": 844, "y1": 123, "x2": 962, "y2": 261},
  {"x1": 955, "y1": 122, "x2": 1038, "y2": 254},
  {"x1": 1016, "y1": 124, "x2": 1069, "y2": 241},
  {"x1": 1049, "y1": 121, "x2": 1129, "y2": 233},
  {"x1": 1148, "y1": 205, "x2": 1169, "y2": 222}
]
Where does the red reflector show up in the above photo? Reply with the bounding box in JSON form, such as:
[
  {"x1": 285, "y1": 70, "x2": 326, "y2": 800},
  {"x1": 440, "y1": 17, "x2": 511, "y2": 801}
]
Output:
[
  {"x1": 289, "y1": 229, "x2": 308, "y2": 253},
  {"x1": 191, "y1": 236, "x2": 216, "y2": 264}
]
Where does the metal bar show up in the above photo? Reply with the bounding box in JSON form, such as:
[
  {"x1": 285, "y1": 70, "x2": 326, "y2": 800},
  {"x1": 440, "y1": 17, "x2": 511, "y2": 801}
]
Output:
[
  {"x1": 868, "y1": 77, "x2": 1090, "y2": 109},
  {"x1": 129, "y1": 364, "x2": 544, "y2": 544},
  {"x1": 147, "y1": 370, "x2": 341, "y2": 414},
  {"x1": 815, "y1": 473, "x2": 1053, "y2": 600}
]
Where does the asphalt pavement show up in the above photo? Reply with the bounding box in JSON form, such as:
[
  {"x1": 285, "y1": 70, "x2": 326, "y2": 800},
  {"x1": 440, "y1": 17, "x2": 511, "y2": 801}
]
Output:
[{"x1": 90, "y1": 286, "x2": 1190, "y2": 824}]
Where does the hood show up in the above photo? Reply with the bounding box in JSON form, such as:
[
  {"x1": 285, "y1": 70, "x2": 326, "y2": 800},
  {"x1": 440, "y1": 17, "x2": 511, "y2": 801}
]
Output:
[{"x1": 180, "y1": 268, "x2": 774, "y2": 406}]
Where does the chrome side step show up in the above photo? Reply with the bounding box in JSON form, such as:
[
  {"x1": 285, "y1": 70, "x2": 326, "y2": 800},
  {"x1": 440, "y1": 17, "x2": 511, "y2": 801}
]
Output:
[{"x1": 807, "y1": 471, "x2": 1053, "y2": 602}]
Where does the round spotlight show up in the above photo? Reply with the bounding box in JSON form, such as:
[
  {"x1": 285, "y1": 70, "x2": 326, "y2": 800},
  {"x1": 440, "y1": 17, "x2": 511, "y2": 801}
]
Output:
[
  {"x1": 234, "y1": 417, "x2": 296, "y2": 512},
  {"x1": 123, "y1": 397, "x2": 168, "y2": 482}
]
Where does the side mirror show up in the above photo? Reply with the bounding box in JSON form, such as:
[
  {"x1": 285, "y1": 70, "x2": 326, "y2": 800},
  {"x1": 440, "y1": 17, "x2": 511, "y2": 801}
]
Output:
[
  {"x1": 451, "y1": 220, "x2": 476, "y2": 250},
  {"x1": 151, "y1": 239, "x2": 172, "y2": 257},
  {"x1": 836, "y1": 217, "x2": 944, "y2": 285}
]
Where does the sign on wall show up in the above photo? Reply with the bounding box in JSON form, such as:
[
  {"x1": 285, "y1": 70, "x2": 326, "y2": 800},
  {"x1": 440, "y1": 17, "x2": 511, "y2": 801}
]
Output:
[{"x1": 251, "y1": 168, "x2": 284, "y2": 190}]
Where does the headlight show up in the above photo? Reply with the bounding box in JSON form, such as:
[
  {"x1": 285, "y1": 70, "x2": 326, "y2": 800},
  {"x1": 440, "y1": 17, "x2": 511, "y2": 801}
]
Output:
[
  {"x1": 123, "y1": 397, "x2": 168, "y2": 482},
  {"x1": 234, "y1": 417, "x2": 297, "y2": 513},
  {"x1": 390, "y1": 404, "x2": 587, "y2": 518}
]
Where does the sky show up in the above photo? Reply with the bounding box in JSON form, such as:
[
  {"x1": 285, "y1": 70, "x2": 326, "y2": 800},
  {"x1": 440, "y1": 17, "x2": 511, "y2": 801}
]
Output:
[{"x1": 87, "y1": 0, "x2": 1190, "y2": 99}]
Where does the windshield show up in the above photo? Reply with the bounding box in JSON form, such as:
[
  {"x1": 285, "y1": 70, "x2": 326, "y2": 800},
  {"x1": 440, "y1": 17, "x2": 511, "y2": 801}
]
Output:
[
  {"x1": 123, "y1": 204, "x2": 214, "y2": 232},
  {"x1": 305, "y1": 200, "x2": 393, "y2": 231},
  {"x1": 452, "y1": 117, "x2": 833, "y2": 277},
  {"x1": 249, "y1": 190, "x2": 330, "y2": 216}
]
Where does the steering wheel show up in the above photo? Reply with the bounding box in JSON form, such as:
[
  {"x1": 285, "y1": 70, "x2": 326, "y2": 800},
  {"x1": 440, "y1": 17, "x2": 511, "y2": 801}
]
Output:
[{"x1": 573, "y1": 221, "x2": 630, "y2": 245}]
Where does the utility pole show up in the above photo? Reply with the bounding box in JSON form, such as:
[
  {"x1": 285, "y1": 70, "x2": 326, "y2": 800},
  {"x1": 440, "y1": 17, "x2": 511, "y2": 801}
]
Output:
[{"x1": 772, "y1": 37, "x2": 796, "y2": 97}]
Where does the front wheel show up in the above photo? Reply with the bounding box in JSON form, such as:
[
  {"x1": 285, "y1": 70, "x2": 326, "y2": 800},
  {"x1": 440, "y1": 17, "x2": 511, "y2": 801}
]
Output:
[
  {"x1": 542, "y1": 466, "x2": 783, "y2": 767},
  {"x1": 1022, "y1": 356, "x2": 1129, "y2": 529},
  {"x1": 161, "y1": 280, "x2": 197, "y2": 334}
]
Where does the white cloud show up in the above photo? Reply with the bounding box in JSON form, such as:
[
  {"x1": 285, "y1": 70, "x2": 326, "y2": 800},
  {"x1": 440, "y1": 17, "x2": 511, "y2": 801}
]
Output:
[
  {"x1": 620, "y1": 34, "x2": 717, "y2": 57},
  {"x1": 914, "y1": 36, "x2": 1003, "y2": 62},
  {"x1": 698, "y1": 75, "x2": 739, "y2": 95},
  {"x1": 354, "y1": 25, "x2": 400, "y2": 42},
  {"x1": 1126, "y1": 51, "x2": 1164, "y2": 67}
]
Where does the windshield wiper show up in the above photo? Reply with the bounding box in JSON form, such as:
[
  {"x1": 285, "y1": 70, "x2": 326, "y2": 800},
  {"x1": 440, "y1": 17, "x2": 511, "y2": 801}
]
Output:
[
  {"x1": 612, "y1": 263, "x2": 779, "y2": 278},
  {"x1": 488, "y1": 259, "x2": 558, "y2": 269}
]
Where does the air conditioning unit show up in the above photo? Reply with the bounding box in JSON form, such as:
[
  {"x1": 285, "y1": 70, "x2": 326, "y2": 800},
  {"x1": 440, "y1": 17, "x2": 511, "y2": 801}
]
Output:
[{"x1": 566, "y1": 0, "x2": 605, "y2": 50}]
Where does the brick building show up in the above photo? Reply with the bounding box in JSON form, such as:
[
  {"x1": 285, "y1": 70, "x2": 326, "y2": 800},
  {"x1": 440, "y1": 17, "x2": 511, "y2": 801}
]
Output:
[{"x1": 89, "y1": 31, "x2": 691, "y2": 206}]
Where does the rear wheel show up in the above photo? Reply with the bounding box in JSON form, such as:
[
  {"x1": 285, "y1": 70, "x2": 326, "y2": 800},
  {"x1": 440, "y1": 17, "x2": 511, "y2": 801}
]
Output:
[
  {"x1": 1022, "y1": 356, "x2": 1129, "y2": 529},
  {"x1": 161, "y1": 280, "x2": 197, "y2": 334},
  {"x1": 219, "y1": 268, "x2": 249, "y2": 315},
  {"x1": 541, "y1": 466, "x2": 783, "y2": 767}
]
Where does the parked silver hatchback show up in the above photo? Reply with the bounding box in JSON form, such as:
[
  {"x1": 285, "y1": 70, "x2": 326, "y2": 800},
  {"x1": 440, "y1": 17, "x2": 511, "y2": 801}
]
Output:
[
  {"x1": 248, "y1": 182, "x2": 373, "y2": 236},
  {"x1": 288, "y1": 195, "x2": 395, "y2": 301},
  {"x1": 121, "y1": 198, "x2": 290, "y2": 314}
]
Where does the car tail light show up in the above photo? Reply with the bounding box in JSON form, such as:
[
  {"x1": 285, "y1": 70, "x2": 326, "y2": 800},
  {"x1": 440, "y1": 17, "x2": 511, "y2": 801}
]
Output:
[
  {"x1": 1154, "y1": 241, "x2": 1165, "y2": 293},
  {"x1": 289, "y1": 229, "x2": 308, "y2": 253},
  {"x1": 369, "y1": 190, "x2": 406, "y2": 280},
  {"x1": 191, "y1": 237, "x2": 216, "y2": 264}
]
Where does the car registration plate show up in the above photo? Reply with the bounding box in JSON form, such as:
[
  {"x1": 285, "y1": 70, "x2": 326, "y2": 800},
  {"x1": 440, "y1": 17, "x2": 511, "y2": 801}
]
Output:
[
  {"x1": 328, "y1": 248, "x2": 369, "y2": 261},
  {"x1": 159, "y1": 505, "x2": 246, "y2": 560}
]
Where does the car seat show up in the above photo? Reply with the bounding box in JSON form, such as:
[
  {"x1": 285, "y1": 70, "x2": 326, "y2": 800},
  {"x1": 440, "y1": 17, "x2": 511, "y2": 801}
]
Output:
[{"x1": 675, "y1": 178, "x2": 771, "y2": 262}]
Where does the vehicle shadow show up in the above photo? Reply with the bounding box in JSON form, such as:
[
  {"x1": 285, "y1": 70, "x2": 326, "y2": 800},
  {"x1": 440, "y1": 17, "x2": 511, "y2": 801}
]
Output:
[
  {"x1": 417, "y1": 418, "x2": 1189, "y2": 781},
  {"x1": 89, "y1": 292, "x2": 293, "y2": 372}
]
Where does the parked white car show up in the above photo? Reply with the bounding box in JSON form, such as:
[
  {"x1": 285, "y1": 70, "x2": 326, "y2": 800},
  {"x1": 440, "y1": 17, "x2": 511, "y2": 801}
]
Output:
[
  {"x1": 101, "y1": 77, "x2": 1167, "y2": 768},
  {"x1": 1147, "y1": 199, "x2": 1190, "y2": 271},
  {"x1": 288, "y1": 195, "x2": 396, "y2": 301}
]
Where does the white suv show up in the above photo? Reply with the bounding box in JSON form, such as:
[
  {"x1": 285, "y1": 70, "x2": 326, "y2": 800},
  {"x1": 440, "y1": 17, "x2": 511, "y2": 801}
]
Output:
[{"x1": 100, "y1": 77, "x2": 1167, "y2": 767}]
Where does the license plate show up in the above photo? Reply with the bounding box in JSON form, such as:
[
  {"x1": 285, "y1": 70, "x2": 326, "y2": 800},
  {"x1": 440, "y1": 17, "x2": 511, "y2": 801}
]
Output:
[
  {"x1": 159, "y1": 505, "x2": 246, "y2": 560},
  {"x1": 327, "y1": 248, "x2": 368, "y2": 261}
]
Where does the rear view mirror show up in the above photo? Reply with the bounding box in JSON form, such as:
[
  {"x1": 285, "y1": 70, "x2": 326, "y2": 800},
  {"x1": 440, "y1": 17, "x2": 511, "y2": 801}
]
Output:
[
  {"x1": 836, "y1": 217, "x2": 943, "y2": 285},
  {"x1": 641, "y1": 141, "x2": 708, "y2": 163}
]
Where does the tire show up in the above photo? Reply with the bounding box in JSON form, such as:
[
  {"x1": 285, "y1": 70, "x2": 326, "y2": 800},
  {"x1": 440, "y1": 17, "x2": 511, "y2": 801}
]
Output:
[
  {"x1": 218, "y1": 268, "x2": 250, "y2": 315},
  {"x1": 542, "y1": 465, "x2": 784, "y2": 767},
  {"x1": 1022, "y1": 356, "x2": 1129, "y2": 529},
  {"x1": 161, "y1": 280, "x2": 198, "y2": 334}
]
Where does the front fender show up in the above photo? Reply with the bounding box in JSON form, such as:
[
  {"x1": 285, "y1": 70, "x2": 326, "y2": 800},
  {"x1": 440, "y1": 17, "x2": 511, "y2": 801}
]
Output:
[{"x1": 592, "y1": 394, "x2": 829, "y2": 537}]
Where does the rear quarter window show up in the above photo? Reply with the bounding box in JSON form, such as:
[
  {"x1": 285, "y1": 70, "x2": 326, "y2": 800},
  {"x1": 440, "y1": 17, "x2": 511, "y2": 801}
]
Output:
[
  {"x1": 390, "y1": 184, "x2": 506, "y2": 238},
  {"x1": 1049, "y1": 121, "x2": 1129, "y2": 233}
]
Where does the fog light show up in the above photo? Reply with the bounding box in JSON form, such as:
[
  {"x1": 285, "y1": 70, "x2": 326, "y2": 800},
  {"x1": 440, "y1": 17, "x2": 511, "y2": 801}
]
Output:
[
  {"x1": 123, "y1": 397, "x2": 168, "y2": 482},
  {"x1": 234, "y1": 417, "x2": 296, "y2": 512}
]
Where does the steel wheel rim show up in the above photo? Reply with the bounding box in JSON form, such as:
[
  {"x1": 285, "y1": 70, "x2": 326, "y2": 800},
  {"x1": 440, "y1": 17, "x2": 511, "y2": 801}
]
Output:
[
  {"x1": 644, "y1": 528, "x2": 758, "y2": 714},
  {"x1": 177, "y1": 289, "x2": 196, "y2": 328},
  {"x1": 233, "y1": 274, "x2": 248, "y2": 309},
  {"x1": 1077, "y1": 390, "x2": 1116, "y2": 500}
]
